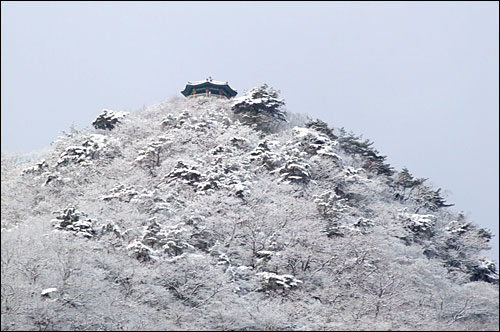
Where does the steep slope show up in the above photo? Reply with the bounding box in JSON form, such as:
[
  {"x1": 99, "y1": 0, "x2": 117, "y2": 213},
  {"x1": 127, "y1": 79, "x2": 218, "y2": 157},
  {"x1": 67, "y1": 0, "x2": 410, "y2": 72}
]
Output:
[{"x1": 1, "y1": 87, "x2": 498, "y2": 331}]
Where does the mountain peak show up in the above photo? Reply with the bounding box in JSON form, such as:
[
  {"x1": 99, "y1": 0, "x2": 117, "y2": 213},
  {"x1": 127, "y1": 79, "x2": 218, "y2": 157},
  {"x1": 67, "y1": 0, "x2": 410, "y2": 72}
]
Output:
[{"x1": 1, "y1": 86, "x2": 498, "y2": 331}]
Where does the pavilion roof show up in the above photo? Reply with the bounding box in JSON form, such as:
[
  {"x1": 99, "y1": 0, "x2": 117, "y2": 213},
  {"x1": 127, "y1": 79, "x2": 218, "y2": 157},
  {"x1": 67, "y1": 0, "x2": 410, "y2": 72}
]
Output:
[{"x1": 181, "y1": 77, "x2": 237, "y2": 97}]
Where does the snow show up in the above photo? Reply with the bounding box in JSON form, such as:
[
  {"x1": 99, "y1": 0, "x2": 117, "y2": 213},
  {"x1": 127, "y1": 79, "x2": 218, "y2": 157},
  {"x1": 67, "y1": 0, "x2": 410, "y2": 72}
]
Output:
[
  {"x1": 92, "y1": 109, "x2": 129, "y2": 130},
  {"x1": 22, "y1": 159, "x2": 49, "y2": 176},
  {"x1": 257, "y1": 272, "x2": 303, "y2": 289},
  {"x1": 479, "y1": 259, "x2": 496, "y2": 271},
  {"x1": 102, "y1": 185, "x2": 139, "y2": 202},
  {"x1": 187, "y1": 78, "x2": 230, "y2": 86},
  {"x1": 399, "y1": 211, "x2": 436, "y2": 234},
  {"x1": 41, "y1": 288, "x2": 58, "y2": 296},
  {"x1": 1, "y1": 88, "x2": 498, "y2": 330},
  {"x1": 56, "y1": 134, "x2": 110, "y2": 167},
  {"x1": 127, "y1": 240, "x2": 159, "y2": 261},
  {"x1": 292, "y1": 127, "x2": 317, "y2": 139},
  {"x1": 236, "y1": 265, "x2": 253, "y2": 272},
  {"x1": 256, "y1": 250, "x2": 274, "y2": 257}
]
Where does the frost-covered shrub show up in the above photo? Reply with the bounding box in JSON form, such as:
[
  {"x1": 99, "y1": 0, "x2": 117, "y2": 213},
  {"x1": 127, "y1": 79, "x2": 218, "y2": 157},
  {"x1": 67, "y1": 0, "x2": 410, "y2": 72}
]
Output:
[
  {"x1": 164, "y1": 161, "x2": 203, "y2": 186},
  {"x1": 313, "y1": 191, "x2": 350, "y2": 237},
  {"x1": 256, "y1": 250, "x2": 274, "y2": 260},
  {"x1": 92, "y1": 109, "x2": 129, "y2": 130},
  {"x1": 51, "y1": 206, "x2": 96, "y2": 238},
  {"x1": 189, "y1": 229, "x2": 215, "y2": 251},
  {"x1": 231, "y1": 182, "x2": 249, "y2": 198},
  {"x1": 134, "y1": 219, "x2": 193, "y2": 259},
  {"x1": 274, "y1": 153, "x2": 311, "y2": 184},
  {"x1": 42, "y1": 172, "x2": 66, "y2": 186},
  {"x1": 160, "y1": 224, "x2": 193, "y2": 257},
  {"x1": 227, "y1": 265, "x2": 254, "y2": 282},
  {"x1": 140, "y1": 219, "x2": 164, "y2": 248},
  {"x1": 256, "y1": 272, "x2": 302, "y2": 291},
  {"x1": 101, "y1": 184, "x2": 139, "y2": 202},
  {"x1": 162, "y1": 159, "x2": 249, "y2": 194},
  {"x1": 248, "y1": 140, "x2": 284, "y2": 171},
  {"x1": 57, "y1": 146, "x2": 90, "y2": 166},
  {"x1": 292, "y1": 127, "x2": 339, "y2": 159},
  {"x1": 160, "y1": 110, "x2": 198, "y2": 130},
  {"x1": 127, "y1": 239, "x2": 158, "y2": 262},
  {"x1": 134, "y1": 136, "x2": 172, "y2": 176},
  {"x1": 56, "y1": 134, "x2": 111, "y2": 167},
  {"x1": 400, "y1": 212, "x2": 436, "y2": 236},
  {"x1": 127, "y1": 218, "x2": 194, "y2": 262},
  {"x1": 314, "y1": 191, "x2": 348, "y2": 219},
  {"x1": 160, "y1": 113, "x2": 178, "y2": 128},
  {"x1": 22, "y1": 159, "x2": 49, "y2": 176},
  {"x1": 353, "y1": 217, "x2": 374, "y2": 234},
  {"x1": 176, "y1": 110, "x2": 192, "y2": 127},
  {"x1": 248, "y1": 140, "x2": 271, "y2": 159},
  {"x1": 229, "y1": 136, "x2": 249, "y2": 149},
  {"x1": 445, "y1": 220, "x2": 492, "y2": 251},
  {"x1": 398, "y1": 211, "x2": 436, "y2": 243},
  {"x1": 99, "y1": 222, "x2": 124, "y2": 238}
]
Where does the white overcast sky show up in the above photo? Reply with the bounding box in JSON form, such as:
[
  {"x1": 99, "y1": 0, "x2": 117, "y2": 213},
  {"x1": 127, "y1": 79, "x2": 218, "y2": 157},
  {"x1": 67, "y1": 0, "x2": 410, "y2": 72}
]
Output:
[{"x1": 1, "y1": 1, "x2": 498, "y2": 261}]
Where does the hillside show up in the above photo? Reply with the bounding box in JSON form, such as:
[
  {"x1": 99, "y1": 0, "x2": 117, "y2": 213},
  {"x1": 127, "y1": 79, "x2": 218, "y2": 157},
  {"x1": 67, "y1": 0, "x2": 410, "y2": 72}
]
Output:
[{"x1": 1, "y1": 85, "x2": 498, "y2": 331}]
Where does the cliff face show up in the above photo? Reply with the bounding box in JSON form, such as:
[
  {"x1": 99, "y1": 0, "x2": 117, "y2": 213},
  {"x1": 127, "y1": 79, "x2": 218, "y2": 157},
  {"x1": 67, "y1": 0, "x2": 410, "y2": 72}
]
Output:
[{"x1": 1, "y1": 89, "x2": 498, "y2": 331}]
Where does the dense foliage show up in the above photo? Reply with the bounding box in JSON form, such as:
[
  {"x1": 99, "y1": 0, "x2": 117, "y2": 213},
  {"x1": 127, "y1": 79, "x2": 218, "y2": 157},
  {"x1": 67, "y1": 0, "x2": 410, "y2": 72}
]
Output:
[{"x1": 1, "y1": 92, "x2": 498, "y2": 331}]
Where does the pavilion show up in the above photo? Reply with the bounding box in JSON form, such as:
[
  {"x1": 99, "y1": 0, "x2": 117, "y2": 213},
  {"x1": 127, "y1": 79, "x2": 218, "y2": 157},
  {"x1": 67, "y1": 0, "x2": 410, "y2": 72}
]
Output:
[{"x1": 181, "y1": 77, "x2": 237, "y2": 99}]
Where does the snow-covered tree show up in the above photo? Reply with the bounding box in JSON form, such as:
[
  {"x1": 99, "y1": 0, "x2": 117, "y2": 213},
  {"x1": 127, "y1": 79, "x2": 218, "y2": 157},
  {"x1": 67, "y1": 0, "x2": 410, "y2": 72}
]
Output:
[
  {"x1": 92, "y1": 109, "x2": 128, "y2": 130},
  {"x1": 337, "y1": 128, "x2": 394, "y2": 176},
  {"x1": 231, "y1": 84, "x2": 287, "y2": 132},
  {"x1": 305, "y1": 118, "x2": 338, "y2": 140}
]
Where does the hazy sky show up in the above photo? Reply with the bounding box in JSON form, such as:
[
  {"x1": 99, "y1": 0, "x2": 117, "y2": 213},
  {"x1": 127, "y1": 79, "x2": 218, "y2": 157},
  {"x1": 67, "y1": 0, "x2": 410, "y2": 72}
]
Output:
[{"x1": 1, "y1": 1, "x2": 498, "y2": 261}]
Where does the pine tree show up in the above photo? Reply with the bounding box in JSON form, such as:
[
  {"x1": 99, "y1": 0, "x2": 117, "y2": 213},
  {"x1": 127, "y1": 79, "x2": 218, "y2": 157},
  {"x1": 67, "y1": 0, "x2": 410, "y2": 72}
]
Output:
[
  {"x1": 305, "y1": 119, "x2": 338, "y2": 140},
  {"x1": 394, "y1": 167, "x2": 427, "y2": 189},
  {"x1": 338, "y1": 129, "x2": 394, "y2": 176},
  {"x1": 231, "y1": 84, "x2": 287, "y2": 132}
]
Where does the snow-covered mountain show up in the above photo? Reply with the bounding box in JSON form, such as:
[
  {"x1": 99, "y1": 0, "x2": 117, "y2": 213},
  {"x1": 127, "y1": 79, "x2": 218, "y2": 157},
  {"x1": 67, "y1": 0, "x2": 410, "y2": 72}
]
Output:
[{"x1": 1, "y1": 85, "x2": 498, "y2": 330}]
